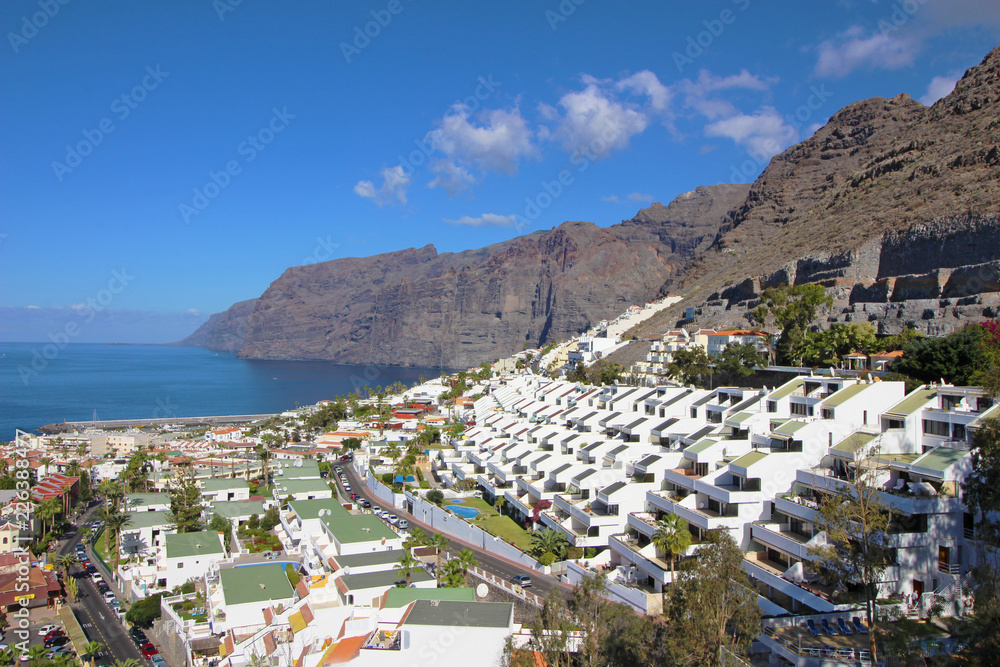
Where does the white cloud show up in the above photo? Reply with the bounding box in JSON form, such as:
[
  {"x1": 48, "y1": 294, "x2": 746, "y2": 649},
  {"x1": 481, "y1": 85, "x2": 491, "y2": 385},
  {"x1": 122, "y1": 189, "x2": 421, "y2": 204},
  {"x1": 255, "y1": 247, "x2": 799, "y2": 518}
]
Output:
[
  {"x1": 600, "y1": 195, "x2": 620, "y2": 203},
  {"x1": 616, "y1": 70, "x2": 672, "y2": 112},
  {"x1": 353, "y1": 165, "x2": 411, "y2": 206},
  {"x1": 627, "y1": 192, "x2": 654, "y2": 202},
  {"x1": 444, "y1": 213, "x2": 523, "y2": 229},
  {"x1": 548, "y1": 82, "x2": 649, "y2": 158},
  {"x1": 919, "y1": 73, "x2": 961, "y2": 105},
  {"x1": 814, "y1": 26, "x2": 919, "y2": 78},
  {"x1": 677, "y1": 69, "x2": 776, "y2": 121},
  {"x1": 428, "y1": 160, "x2": 476, "y2": 196},
  {"x1": 705, "y1": 106, "x2": 799, "y2": 162},
  {"x1": 426, "y1": 105, "x2": 537, "y2": 176}
]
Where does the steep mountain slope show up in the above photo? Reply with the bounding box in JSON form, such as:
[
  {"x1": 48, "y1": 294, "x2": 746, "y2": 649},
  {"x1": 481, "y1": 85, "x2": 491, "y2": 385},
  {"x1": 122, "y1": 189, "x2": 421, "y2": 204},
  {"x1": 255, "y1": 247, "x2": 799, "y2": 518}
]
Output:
[
  {"x1": 636, "y1": 44, "x2": 1000, "y2": 337},
  {"x1": 176, "y1": 298, "x2": 256, "y2": 354},
  {"x1": 180, "y1": 184, "x2": 748, "y2": 367}
]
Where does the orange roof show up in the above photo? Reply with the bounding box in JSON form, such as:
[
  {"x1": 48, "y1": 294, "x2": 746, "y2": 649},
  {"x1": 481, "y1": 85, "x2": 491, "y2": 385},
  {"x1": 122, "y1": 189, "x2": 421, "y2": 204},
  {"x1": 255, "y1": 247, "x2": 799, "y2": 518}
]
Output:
[
  {"x1": 872, "y1": 350, "x2": 904, "y2": 358},
  {"x1": 320, "y1": 635, "x2": 367, "y2": 665},
  {"x1": 711, "y1": 329, "x2": 768, "y2": 337}
]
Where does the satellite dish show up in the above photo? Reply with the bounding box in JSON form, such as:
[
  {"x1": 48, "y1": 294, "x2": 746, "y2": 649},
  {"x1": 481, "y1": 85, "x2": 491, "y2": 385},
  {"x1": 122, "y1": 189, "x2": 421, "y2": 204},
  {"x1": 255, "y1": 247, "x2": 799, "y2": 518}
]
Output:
[{"x1": 476, "y1": 583, "x2": 488, "y2": 599}]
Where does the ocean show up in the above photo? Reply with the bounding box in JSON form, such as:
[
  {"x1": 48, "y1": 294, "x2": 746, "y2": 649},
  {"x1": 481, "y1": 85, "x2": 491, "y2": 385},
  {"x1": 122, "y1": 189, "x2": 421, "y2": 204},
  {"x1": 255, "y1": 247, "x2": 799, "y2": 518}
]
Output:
[{"x1": 0, "y1": 342, "x2": 444, "y2": 441}]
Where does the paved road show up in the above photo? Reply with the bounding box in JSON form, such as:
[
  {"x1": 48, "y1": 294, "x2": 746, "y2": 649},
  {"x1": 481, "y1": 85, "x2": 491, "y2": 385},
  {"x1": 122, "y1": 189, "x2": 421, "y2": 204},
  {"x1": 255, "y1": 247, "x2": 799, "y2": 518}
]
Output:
[
  {"x1": 338, "y1": 461, "x2": 567, "y2": 600},
  {"x1": 57, "y1": 505, "x2": 151, "y2": 667}
]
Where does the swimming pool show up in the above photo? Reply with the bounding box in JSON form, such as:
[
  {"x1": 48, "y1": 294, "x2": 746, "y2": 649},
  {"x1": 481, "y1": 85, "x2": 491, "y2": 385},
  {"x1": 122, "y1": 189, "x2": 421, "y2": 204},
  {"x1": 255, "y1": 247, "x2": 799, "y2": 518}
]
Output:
[
  {"x1": 450, "y1": 505, "x2": 480, "y2": 519},
  {"x1": 394, "y1": 475, "x2": 416, "y2": 483}
]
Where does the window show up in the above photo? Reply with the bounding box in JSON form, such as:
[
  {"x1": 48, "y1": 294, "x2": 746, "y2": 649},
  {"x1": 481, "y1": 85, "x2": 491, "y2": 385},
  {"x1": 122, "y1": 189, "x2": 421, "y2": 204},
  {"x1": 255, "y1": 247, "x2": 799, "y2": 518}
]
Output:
[
  {"x1": 822, "y1": 409, "x2": 834, "y2": 420},
  {"x1": 887, "y1": 418, "x2": 904, "y2": 430},
  {"x1": 791, "y1": 402, "x2": 809, "y2": 416},
  {"x1": 767, "y1": 401, "x2": 777, "y2": 413},
  {"x1": 953, "y1": 423, "x2": 966, "y2": 440},
  {"x1": 922, "y1": 420, "x2": 950, "y2": 437}
]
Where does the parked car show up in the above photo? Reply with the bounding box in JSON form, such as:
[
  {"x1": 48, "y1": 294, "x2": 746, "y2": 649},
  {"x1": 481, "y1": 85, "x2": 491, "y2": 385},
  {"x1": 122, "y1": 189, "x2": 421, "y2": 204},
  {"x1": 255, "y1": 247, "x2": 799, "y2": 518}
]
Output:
[
  {"x1": 339, "y1": 453, "x2": 352, "y2": 462},
  {"x1": 398, "y1": 519, "x2": 409, "y2": 531},
  {"x1": 372, "y1": 506, "x2": 382, "y2": 515},
  {"x1": 43, "y1": 630, "x2": 65, "y2": 641},
  {"x1": 510, "y1": 574, "x2": 532, "y2": 588},
  {"x1": 151, "y1": 656, "x2": 168, "y2": 667},
  {"x1": 387, "y1": 515, "x2": 399, "y2": 526},
  {"x1": 44, "y1": 637, "x2": 69, "y2": 648},
  {"x1": 334, "y1": 466, "x2": 343, "y2": 473},
  {"x1": 37, "y1": 625, "x2": 59, "y2": 636},
  {"x1": 141, "y1": 644, "x2": 159, "y2": 658},
  {"x1": 359, "y1": 499, "x2": 371, "y2": 509},
  {"x1": 349, "y1": 492, "x2": 358, "y2": 500},
  {"x1": 343, "y1": 484, "x2": 352, "y2": 493}
]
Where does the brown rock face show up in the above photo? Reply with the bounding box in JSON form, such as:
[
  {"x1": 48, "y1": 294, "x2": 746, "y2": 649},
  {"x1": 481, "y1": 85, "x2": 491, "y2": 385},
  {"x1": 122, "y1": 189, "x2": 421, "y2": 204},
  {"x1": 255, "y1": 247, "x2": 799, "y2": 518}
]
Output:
[
  {"x1": 637, "y1": 44, "x2": 1000, "y2": 337},
  {"x1": 177, "y1": 299, "x2": 256, "y2": 353},
  {"x1": 180, "y1": 184, "x2": 748, "y2": 367}
]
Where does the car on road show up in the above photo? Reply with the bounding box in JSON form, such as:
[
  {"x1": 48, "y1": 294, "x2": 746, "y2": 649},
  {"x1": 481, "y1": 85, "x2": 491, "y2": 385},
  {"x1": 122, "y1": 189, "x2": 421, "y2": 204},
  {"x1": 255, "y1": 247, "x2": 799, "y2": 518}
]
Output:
[
  {"x1": 150, "y1": 656, "x2": 168, "y2": 667},
  {"x1": 44, "y1": 637, "x2": 69, "y2": 648},
  {"x1": 349, "y1": 492, "x2": 358, "y2": 500},
  {"x1": 141, "y1": 644, "x2": 159, "y2": 658},
  {"x1": 343, "y1": 484, "x2": 352, "y2": 493},
  {"x1": 92, "y1": 573, "x2": 102, "y2": 583},
  {"x1": 359, "y1": 499, "x2": 371, "y2": 509},
  {"x1": 510, "y1": 574, "x2": 533, "y2": 588},
  {"x1": 37, "y1": 625, "x2": 59, "y2": 636},
  {"x1": 387, "y1": 515, "x2": 399, "y2": 526},
  {"x1": 398, "y1": 519, "x2": 409, "y2": 530},
  {"x1": 335, "y1": 466, "x2": 343, "y2": 473},
  {"x1": 372, "y1": 506, "x2": 381, "y2": 515},
  {"x1": 43, "y1": 630, "x2": 65, "y2": 641},
  {"x1": 339, "y1": 453, "x2": 352, "y2": 462},
  {"x1": 103, "y1": 590, "x2": 116, "y2": 601}
]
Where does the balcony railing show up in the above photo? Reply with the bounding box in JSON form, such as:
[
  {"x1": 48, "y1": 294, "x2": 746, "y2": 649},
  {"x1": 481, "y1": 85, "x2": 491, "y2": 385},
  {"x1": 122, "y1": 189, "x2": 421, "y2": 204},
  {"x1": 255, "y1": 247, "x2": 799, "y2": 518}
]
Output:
[{"x1": 938, "y1": 562, "x2": 961, "y2": 575}]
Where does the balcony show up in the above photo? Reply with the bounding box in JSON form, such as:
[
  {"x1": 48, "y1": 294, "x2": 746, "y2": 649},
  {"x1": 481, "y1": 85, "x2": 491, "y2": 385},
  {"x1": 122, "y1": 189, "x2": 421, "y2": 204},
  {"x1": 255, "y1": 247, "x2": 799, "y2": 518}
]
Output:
[
  {"x1": 751, "y1": 522, "x2": 820, "y2": 560},
  {"x1": 609, "y1": 534, "x2": 672, "y2": 586},
  {"x1": 742, "y1": 553, "x2": 835, "y2": 613},
  {"x1": 627, "y1": 512, "x2": 658, "y2": 538}
]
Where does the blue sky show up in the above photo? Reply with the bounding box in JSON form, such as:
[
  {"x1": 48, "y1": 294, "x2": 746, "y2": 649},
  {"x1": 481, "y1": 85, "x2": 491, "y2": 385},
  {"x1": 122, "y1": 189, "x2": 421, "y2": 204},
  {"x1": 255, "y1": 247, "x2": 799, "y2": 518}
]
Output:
[{"x1": 2, "y1": 0, "x2": 999, "y2": 343}]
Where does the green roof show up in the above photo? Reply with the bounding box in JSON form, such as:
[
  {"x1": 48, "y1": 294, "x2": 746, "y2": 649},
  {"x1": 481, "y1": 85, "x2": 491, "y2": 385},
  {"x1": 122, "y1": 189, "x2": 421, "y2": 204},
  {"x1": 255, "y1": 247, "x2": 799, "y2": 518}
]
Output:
[
  {"x1": 322, "y1": 514, "x2": 398, "y2": 544},
  {"x1": 725, "y1": 412, "x2": 755, "y2": 426},
  {"x1": 274, "y1": 478, "x2": 331, "y2": 494},
  {"x1": 125, "y1": 493, "x2": 170, "y2": 510},
  {"x1": 164, "y1": 531, "x2": 225, "y2": 559},
  {"x1": 911, "y1": 447, "x2": 969, "y2": 476},
  {"x1": 201, "y1": 478, "x2": 251, "y2": 492},
  {"x1": 774, "y1": 420, "x2": 808, "y2": 436},
  {"x1": 220, "y1": 564, "x2": 295, "y2": 606},
  {"x1": 272, "y1": 459, "x2": 322, "y2": 480},
  {"x1": 404, "y1": 600, "x2": 513, "y2": 628},
  {"x1": 831, "y1": 431, "x2": 876, "y2": 455},
  {"x1": 730, "y1": 450, "x2": 767, "y2": 469},
  {"x1": 971, "y1": 404, "x2": 1000, "y2": 428},
  {"x1": 384, "y1": 587, "x2": 476, "y2": 608},
  {"x1": 209, "y1": 500, "x2": 266, "y2": 519},
  {"x1": 289, "y1": 498, "x2": 350, "y2": 521},
  {"x1": 340, "y1": 567, "x2": 433, "y2": 591},
  {"x1": 768, "y1": 378, "x2": 804, "y2": 400},
  {"x1": 125, "y1": 511, "x2": 172, "y2": 529},
  {"x1": 885, "y1": 388, "x2": 937, "y2": 417},
  {"x1": 820, "y1": 382, "x2": 869, "y2": 408},
  {"x1": 685, "y1": 438, "x2": 719, "y2": 455}
]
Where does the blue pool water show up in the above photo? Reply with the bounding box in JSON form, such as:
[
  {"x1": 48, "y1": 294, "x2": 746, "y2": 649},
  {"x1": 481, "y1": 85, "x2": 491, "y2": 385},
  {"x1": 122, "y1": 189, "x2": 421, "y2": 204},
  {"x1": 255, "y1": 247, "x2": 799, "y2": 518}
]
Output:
[
  {"x1": 450, "y1": 499, "x2": 466, "y2": 503},
  {"x1": 394, "y1": 475, "x2": 416, "y2": 483},
  {"x1": 450, "y1": 505, "x2": 479, "y2": 519}
]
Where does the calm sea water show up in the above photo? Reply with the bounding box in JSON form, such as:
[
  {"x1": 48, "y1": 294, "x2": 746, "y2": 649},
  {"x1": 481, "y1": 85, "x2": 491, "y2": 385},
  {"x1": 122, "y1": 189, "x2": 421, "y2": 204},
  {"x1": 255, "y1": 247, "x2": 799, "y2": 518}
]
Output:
[{"x1": 0, "y1": 343, "x2": 443, "y2": 440}]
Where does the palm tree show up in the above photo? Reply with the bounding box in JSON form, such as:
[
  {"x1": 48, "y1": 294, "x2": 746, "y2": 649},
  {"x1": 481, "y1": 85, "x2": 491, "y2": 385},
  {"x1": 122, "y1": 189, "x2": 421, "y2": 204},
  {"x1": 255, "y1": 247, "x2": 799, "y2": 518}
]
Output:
[
  {"x1": 81, "y1": 642, "x2": 103, "y2": 667},
  {"x1": 107, "y1": 486, "x2": 125, "y2": 512},
  {"x1": 64, "y1": 575, "x2": 79, "y2": 603},
  {"x1": 494, "y1": 497, "x2": 507, "y2": 516},
  {"x1": 651, "y1": 514, "x2": 692, "y2": 581},
  {"x1": 36, "y1": 497, "x2": 61, "y2": 538},
  {"x1": 403, "y1": 527, "x2": 428, "y2": 550},
  {"x1": 255, "y1": 446, "x2": 271, "y2": 488},
  {"x1": 394, "y1": 549, "x2": 422, "y2": 587},
  {"x1": 25, "y1": 645, "x2": 48, "y2": 667},
  {"x1": 52, "y1": 553, "x2": 79, "y2": 579},
  {"x1": 0, "y1": 647, "x2": 15, "y2": 667},
  {"x1": 454, "y1": 548, "x2": 477, "y2": 582},
  {"x1": 427, "y1": 533, "x2": 450, "y2": 580},
  {"x1": 102, "y1": 510, "x2": 132, "y2": 571},
  {"x1": 529, "y1": 528, "x2": 569, "y2": 560},
  {"x1": 439, "y1": 560, "x2": 466, "y2": 588},
  {"x1": 50, "y1": 652, "x2": 76, "y2": 667},
  {"x1": 111, "y1": 660, "x2": 141, "y2": 667}
]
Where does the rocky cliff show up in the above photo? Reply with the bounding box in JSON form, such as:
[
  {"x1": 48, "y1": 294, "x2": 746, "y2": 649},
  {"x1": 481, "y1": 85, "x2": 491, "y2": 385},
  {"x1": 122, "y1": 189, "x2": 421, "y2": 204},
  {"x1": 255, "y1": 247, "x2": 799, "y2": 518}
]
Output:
[
  {"x1": 179, "y1": 184, "x2": 749, "y2": 366},
  {"x1": 634, "y1": 44, "x2": 1000, "y2": 338},
  {"x1": 176, "y1": 298, "x2": 256, "y2": 354}
]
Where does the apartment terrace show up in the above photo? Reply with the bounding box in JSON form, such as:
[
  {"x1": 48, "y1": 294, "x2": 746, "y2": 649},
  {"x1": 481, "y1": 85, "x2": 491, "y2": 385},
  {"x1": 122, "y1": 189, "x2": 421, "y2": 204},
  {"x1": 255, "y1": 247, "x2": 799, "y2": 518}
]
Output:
[{"x1": 609, "y1": 533, "x2": 673, "y2": 588}]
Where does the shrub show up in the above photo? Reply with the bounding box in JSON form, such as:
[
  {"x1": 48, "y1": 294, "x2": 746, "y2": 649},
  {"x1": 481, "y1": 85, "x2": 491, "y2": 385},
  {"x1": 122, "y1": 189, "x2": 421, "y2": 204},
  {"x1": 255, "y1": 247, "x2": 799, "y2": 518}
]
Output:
[
  {"x1": 419, "y1": 481, "x2": 430, "y2": 489},
  {"x1": 285, "y1": 563, "x2": 300, "y2": 587},
  {"x1": 584, "y1": 547, "x2": 597, "y2": 559},
  {"x1": 538, "y1": 552, "x2": 557, "y2": 566},
  {"x1": 381, "y1": 473, "x2": 393, "y2": 485},
  {"x1": 426, "y1": 490, "x2": 444, "y2": 505}
]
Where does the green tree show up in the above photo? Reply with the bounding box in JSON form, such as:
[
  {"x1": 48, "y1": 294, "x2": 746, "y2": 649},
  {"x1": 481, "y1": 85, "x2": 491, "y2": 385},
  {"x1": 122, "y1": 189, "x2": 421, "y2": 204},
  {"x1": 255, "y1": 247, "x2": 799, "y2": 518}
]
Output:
[
  {"x1": 394, "y1": 549, "x2": 422, "y2": 587},
  {"x1": 715, "y1": 342, "x2": 766, "y2": 383},
  {"x1": 52, "y1": 553, "x2": 79, "y2": 580},
  {"x1": 809, "y1": 451, "x2": 892, "y2": 662},
  {"x1": 426, "y1": 489, "x2": 444, "y2": 505},
  {"x1": 125, "y1": 593, "x2": 165, "y2": 628},
  {"x1": 81, "y1": 642, "x2": 103, "y2": 667},
  {"x1": 36, "y1": 497, "x2": 61, "y2": 538},
  {"x1": 752, "y1": 283, "x2": 833, "y2": 364},
  {"x1": 25, "y1": 645, "x2": 48, "y2": 667},
  {"x1": 438, "y1": 559, "x2": 466, "y2": 588},
  {"x1": 454, "y1": 549, "x2": 477, "y2": 582},
  {"x1": 260, "y1": 505, "x2": 280, "y2": 531},
  {"x1": 661, "y1": 530, "x2": 761, "y2": 664},
  {"x1": 529, "y1": 528, "x2": 569, "y2": 560},
  {"x1": 667, "y1": 346, "x2": 714, "y2": 387},
  {"x1": 651, "y1": 514, "x2": 691, "y2": 581},
  {"x1": 427, "y1": 532, "x2": 450, "y2": 582},
  {"x1": 168, "y1": 471, "x2": 205, "y2": 533},
  {"x1": 64, "y1": 574, "x2": 79, "y2": 603},
  {"x1": 893, "y1": 324, "x2": 987, "y2": 386},
  {"x1": 103, "y1": 509, "x2": 132, "y2": 571},
  {"x1": 0, "y1": 648, "x2": 14, "y2": 667},
  {"x1": 50, "y1": 652, "x2": 76, "y2": 667}
]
